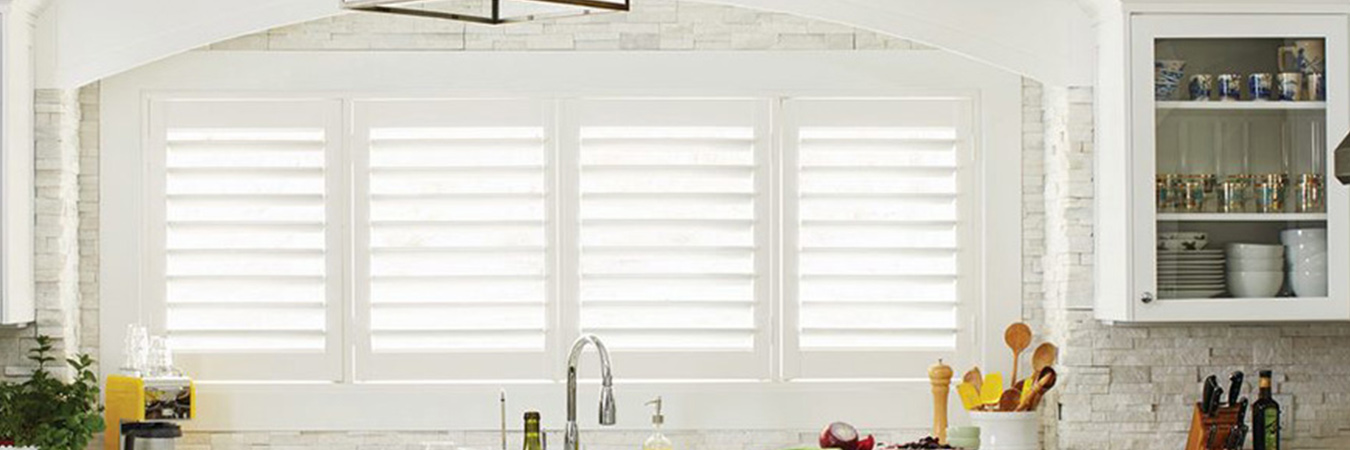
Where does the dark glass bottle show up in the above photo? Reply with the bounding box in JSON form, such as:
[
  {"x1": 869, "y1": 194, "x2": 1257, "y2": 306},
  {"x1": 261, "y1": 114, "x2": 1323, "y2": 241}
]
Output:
[
  {"x1": 524, "y1": 411, "x2": 544, "y2": 450},
  {"x1": 1252, "y1": 370, "x2": 1281, "y2": 450}
]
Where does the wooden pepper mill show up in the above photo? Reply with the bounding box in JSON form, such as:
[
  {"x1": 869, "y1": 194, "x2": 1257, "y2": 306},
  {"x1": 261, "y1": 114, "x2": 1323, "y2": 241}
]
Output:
[{"x1": 929, "y1": 359, "x2": 954, "y2": 444}]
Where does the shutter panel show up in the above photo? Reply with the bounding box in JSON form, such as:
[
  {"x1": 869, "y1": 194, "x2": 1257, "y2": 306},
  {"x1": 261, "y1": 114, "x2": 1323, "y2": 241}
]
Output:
[
  {"x1": 567, "y1": 100, "x2": 771, "y2": 379},
  {"x1": 151, "y1": 100, "x2": 343, "y2": 381},
  {"x1": 354, "y1": 100, "x2": 553, "y2": 381},
  {"x1": 784, "y1": 99, "x2": 973, "y2": 379}
]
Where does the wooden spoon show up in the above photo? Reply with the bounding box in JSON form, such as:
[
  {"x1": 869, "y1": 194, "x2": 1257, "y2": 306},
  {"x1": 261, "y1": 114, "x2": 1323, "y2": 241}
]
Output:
[
  {"x1": 1016, "y1": 366, "x2": 1058, "y2": 411},
  {"x1": 998, "y1": 388, "x2": 1021, "y2": 412},
  {"x1": 1004, "y1": 322, "x2": 1032, "y2": 383},
  {"x1": 962, "y1": 367, "x2": 983, "y2": 395},
  {"x1": 1032, "y1": 342, "x2": 1059, "y2": 375}
]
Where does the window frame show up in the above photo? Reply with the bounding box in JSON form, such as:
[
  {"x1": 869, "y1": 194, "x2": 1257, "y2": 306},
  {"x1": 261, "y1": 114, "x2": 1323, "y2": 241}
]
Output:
[{"x1": 100, "y1": 51, "x2": 1022, "y2": 430}]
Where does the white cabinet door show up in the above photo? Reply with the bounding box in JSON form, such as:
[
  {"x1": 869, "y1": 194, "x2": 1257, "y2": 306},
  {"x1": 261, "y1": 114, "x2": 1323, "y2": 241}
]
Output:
[
  {"x1": 1100, "y1": 14, "x2": 1350, "y2": 322},
  {"x1": 1, "y1": 8, "x2": 36, "y2": 326}
]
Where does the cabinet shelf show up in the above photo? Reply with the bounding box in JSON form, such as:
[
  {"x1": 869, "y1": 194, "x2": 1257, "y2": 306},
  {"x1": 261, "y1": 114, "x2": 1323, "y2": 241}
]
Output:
[
  {"x1": 1157, "y1": 213, "x2": 1328, "y2": 222},
  {"x1": 1157, "y1": 101, "x2": 1326, "y2": 111}
]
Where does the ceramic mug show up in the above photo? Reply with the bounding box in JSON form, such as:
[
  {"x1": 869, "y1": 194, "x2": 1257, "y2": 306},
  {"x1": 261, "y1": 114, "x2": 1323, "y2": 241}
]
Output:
[
  {"x1": 1307, "y1": 73, "x2": 1326, "y2": 101},
  {"x1": 1278, "y1": 72, "x2": 1303, "y2": 101},
  {"x1": 1279, "y1": 40, "x2": 1325, "y2": 75},
  {"x1": 1249, "y1": 73, "x2": 1274, "y2": 101},
  {"x1": 1189, "y1": 74, "x2": 1214, "y2": 101},
  {"x1": 1217, "y1": 74, "x2": 1243, "y2": 101}
]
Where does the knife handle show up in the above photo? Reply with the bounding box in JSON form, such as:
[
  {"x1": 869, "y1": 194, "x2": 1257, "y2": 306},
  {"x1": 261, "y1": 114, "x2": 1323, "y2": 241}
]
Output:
[{"x1": 1227, "y1": 371, "x2": 1244, "y2": 406}]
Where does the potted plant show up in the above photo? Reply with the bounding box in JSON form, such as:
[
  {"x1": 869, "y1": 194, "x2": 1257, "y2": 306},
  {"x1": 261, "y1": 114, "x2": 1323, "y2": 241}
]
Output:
[{"x1": 0, "y1": 335, "x2": 104, "y2": 450}]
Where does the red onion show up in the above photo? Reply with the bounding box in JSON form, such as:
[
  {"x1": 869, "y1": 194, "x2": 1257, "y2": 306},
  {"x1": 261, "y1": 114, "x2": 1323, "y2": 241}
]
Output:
[{"x1": 819, "y1": 422, "x2": 860, "y2": 450}]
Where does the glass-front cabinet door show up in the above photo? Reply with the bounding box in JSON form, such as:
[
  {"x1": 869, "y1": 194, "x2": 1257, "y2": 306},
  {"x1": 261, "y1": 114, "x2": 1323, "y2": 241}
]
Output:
[{"x1": 1128, "y1": 15, "x2": 1349, "y2": 321}]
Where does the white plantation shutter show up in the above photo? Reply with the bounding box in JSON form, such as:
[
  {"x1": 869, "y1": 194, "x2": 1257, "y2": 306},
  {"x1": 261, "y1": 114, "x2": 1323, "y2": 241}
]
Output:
[
  {"x1": 567, "y1": 100, "x2": 771, "y2": 379},
  {"x1": 783, "y1": 99, "x2": 975, "y2": 379},
  {"x1": 353, "y1": 100, "x2": 553, "y2": 380},
  {"x1": 148, "y1": 100, "x2": 344, "y2": 381}
]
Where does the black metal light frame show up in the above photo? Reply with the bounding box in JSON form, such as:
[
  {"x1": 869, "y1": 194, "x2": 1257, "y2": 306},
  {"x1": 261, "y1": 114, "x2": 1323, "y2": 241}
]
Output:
[{"x1": 343, "y1": 0, "x2": 631, "y2": 25}]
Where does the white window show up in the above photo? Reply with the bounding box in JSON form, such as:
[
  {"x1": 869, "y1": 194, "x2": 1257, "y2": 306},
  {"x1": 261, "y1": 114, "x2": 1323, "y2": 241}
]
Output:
[
  {"x1": 353, "y1": 100, "x2": 554, "y2": 381},
  {"x1": 567, "y1": 99, "x2": 772, "y2": 380},
  {"x1": 782, "y1": 99, "x2": 975, "y2": 379},
  {"x1": 147, "y1": 100, "x2": 345, "y2": 381},
  {"x1": 101, "y1": 51, "x2": 1021, "y2": 430},
  {"x1": 141, "y1": 97, "x2": 983, "y2": 383}
]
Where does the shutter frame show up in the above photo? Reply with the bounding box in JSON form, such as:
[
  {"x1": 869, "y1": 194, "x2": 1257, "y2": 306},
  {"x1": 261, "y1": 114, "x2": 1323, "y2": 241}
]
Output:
[
  {"x1": 565, "y1": 99, "x2": 774, "y2": 380},
  {"x1": 782, "y1": 99, "x2": 978, "y2": 380},
  {"x1": 353, "y1": 100, "x2": 557, "y2": 381},
  {"x1": 148, "y1": 99, "x2": 345, "y2": 382}
]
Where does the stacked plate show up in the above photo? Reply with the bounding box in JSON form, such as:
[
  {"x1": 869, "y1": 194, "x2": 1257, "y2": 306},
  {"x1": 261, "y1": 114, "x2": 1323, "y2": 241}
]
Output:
[{"x1": 1158, "y1": 250, "x2": 1226, "y2": 299}]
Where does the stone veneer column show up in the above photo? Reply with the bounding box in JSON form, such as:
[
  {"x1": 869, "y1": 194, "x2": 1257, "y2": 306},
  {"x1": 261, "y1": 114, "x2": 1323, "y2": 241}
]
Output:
[{"x1": 0, "y1": 89, "x2": 84, "y2": 381}]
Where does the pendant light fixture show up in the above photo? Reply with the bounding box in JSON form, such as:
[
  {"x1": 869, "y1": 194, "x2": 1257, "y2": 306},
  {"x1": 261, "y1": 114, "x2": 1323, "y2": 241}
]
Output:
[{"x1": 343, "y1": 0, "x2": 630, "y2": 25}]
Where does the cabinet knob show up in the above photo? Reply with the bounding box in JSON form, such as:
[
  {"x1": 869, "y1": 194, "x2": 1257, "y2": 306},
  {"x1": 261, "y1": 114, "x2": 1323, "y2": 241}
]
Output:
[{"x1": 1141, "y1": 292, "x2": 1155, "y2": 304}]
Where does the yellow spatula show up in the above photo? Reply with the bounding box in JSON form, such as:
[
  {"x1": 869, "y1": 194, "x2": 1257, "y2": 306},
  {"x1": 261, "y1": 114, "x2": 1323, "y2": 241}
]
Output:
[
  {"x1": 957, "y1": 383, "x2": 981, "y2": 411},
  {"x1": 1020, "y1": 378, "x2": 1035, "y2": 403},
  {"x1": 980, "y1": 373, "x2": 1004, "y2": 406}
]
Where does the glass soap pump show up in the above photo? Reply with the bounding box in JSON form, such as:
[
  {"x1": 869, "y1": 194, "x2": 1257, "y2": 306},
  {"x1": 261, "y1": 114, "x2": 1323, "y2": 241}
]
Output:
[{"x1": 643, "y1": 397, "x2": 673, "y2": 450}]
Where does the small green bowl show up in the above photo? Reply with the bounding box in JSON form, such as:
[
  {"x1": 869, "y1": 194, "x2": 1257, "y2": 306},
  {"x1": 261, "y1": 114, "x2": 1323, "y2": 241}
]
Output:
[
  {"x1": 947, "y1": 426, "x2": 980, "y2": 439},
  {"x1": 946, "y1": 437, "x2": 980, "y2": 449}
]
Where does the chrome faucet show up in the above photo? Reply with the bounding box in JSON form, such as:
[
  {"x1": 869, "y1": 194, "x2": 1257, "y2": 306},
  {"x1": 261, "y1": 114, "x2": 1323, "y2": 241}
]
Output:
[{"x1": 565, "y1": 335, "x2": 616, "y2": 450}]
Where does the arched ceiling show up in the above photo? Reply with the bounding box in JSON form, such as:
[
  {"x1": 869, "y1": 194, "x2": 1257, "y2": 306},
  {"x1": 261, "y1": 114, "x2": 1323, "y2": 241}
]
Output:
[{"x1": 38, "y1": 0, "x2": 1095, "y2": 88}]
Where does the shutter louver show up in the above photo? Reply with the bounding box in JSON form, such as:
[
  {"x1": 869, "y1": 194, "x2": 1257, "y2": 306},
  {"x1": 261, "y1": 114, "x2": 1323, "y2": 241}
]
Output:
[
  {"x1": 578, "y1": 127, "x2": 758, "y2": 351},
  {"x1": 796, "y1": 127, "x2": 961, "y2": 350},
  {"x1": 164, "y1": 129, "x2": 330, "y2": 353},
  {"x1": 785, "y1": 99, "x2": 972, "y2": 379},
  {"x1": 566, "y1": 99, "x2": 771, "y2": 380},
  {"x1": 152, "y1": 99, "x2": 344, "y2": 382},
  {"x1": 353, "y1": 100, "x2": 553, "y2": 381},
  {"x1": 366, "y1": 127, "x2": 549, "y2": 353}
]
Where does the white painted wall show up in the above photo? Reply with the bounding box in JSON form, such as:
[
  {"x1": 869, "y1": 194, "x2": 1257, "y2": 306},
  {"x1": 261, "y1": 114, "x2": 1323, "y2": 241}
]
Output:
[{"x1": 37, "y1": 0, "x2": 1096, "y2": 88}]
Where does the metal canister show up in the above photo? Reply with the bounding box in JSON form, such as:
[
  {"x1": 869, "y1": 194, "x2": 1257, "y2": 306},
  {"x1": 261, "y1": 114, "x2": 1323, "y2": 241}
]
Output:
[
  {"x1": 1189, "y1": 74, "x2": 1214, "y2": 101},
  {"x1": 1249, "y1": 73, "x2": 1274, "y2": 101},
  {"x1": 1218, "y1": 74, "x2": 1243, "y2": 101}
]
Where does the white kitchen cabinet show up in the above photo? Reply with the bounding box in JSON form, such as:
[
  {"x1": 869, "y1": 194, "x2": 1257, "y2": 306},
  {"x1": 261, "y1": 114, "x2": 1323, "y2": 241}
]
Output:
[
  {"x1": 1096, "y1": 13, "x2": 1350, "y2": 322},
  {"x1": 0, "y1": 2, "x2": 37, "y2": 326}
]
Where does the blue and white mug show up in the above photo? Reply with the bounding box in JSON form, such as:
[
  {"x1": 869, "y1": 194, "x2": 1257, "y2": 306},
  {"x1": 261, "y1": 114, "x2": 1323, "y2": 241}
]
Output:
[
  {"x1": 1249, "y1": 73, "x2": 1274, "y2": 101},
  {"x1": 1278, "y1": 73, "x2": 1303, "y2": 101},
  {"x1": 1217, "y1": 74, "x2": 1243, "y2": 101},
  {"x1": 1189, "y1": 74, "x2": 1214, "y2": 101}
]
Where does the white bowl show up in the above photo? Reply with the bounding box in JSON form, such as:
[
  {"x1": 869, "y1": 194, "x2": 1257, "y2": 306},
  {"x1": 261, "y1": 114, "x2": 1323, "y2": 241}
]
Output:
[
  {"x1": 1227, "y1": 259, "x2": 1284, "y2": 271},
  {"x1": 1227, "y1": 243, "x2": 1284, "y2": 259},
  {"x1": 1228, "y1": 270, "x2": 1284, "y2": 298},
  {"x1": 1286, "y1": 244, "x2": 1328, "y2": 258},
  {"x1": 1291, "y1": 270, "x2": 1329, "y2": 297},
  {"x1": 1289, "y1": 257, "x2": 1328, "y2": 272},
  {"x1": 1280, "y1": 228, "x2": 1327, "y2": 246}
]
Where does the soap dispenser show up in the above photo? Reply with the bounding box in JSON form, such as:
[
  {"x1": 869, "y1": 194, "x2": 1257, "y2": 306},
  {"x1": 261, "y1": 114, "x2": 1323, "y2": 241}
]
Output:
[{"x1": 643, "y1": 397, "x2": 673, "y2": 450}]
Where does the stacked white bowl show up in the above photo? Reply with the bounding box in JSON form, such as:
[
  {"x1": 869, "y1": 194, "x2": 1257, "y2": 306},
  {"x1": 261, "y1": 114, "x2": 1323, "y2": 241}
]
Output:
[
  {"x1": 1281, "y1": 228, "x2": 1328, "y2": 297},
  {"x1": 1226, "y1": 243, "x2": 1285, "y2": 298}
]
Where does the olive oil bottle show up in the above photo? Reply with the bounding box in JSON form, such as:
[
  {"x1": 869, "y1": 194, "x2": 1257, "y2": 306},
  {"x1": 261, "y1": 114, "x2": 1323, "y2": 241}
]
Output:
[
  {"x1": 524, "y1": 411, "x2": 544, "y2": 450},
  {"x1": 1252, "y1": 370, "x2": 1281, "y2": 450}
]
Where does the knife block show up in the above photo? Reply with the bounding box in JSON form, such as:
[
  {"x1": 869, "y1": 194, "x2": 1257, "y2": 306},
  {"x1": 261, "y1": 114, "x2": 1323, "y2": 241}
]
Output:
[{"x1": 1185, "y1": 403, "x2": 1242, "y2": 450}]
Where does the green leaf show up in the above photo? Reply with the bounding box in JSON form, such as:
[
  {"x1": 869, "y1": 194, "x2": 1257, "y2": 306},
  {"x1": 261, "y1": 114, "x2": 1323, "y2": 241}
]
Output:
[{"x1": 1, "y1": 334, "x2": 104, "y2": 450}]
